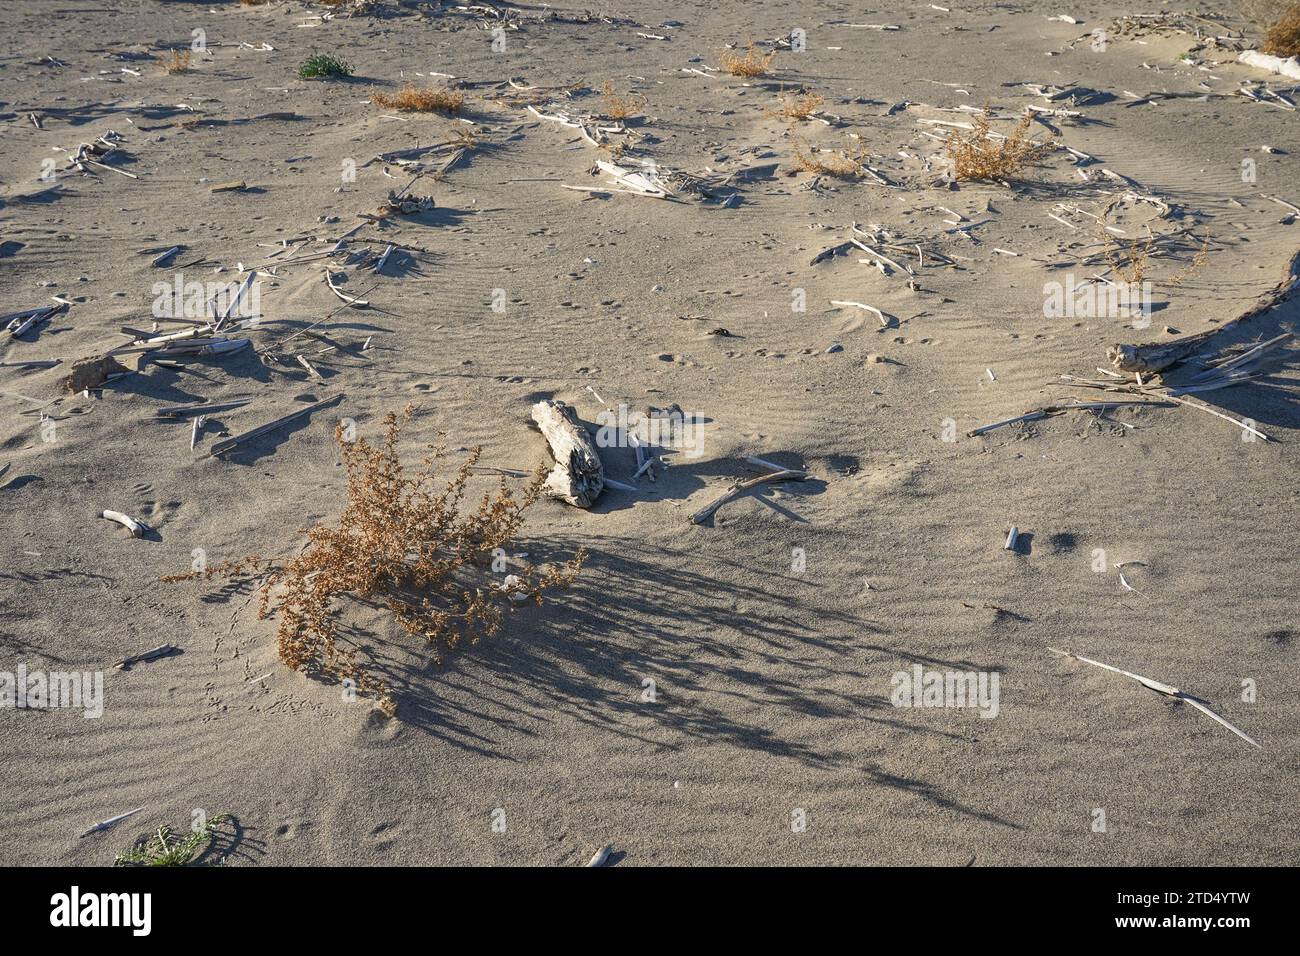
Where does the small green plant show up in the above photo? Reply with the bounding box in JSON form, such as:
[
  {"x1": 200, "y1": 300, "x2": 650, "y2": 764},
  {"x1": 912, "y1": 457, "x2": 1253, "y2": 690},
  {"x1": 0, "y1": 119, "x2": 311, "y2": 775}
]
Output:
[
  {"x1": 115, "y1": 814, "x2": 233, "y2": 867},
  {"x1": 299, "y1": 53, "x2": 352, "y2": 80}
]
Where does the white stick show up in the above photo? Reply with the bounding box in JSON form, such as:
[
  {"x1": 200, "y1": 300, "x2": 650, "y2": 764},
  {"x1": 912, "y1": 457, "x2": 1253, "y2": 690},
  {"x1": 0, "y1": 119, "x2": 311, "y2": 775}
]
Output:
[{"x1": 100, "y1": 510, "x2": 148, "y2": 537}]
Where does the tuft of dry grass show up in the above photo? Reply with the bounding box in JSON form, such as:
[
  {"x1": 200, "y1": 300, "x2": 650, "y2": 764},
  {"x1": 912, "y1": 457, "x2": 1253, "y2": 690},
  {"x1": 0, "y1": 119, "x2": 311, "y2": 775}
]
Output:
[
  {"x1": 721, "y1": 40, "x2": 775, "y2": 77},
  {"x1": 599, "y1": 81, "x2": 645, "y2": 121},
  {"x1": 162, "y1": 50, "x2": 191, "y2": 75},
  {"x1": 1262, "y1": 3, "x2": 1300, "y2": 56},
  {"x1": 944, "y1": 108, "x2": 1055, "y2": 183},
  {"x1": 164, "y1": 407, "x2": 585, "y2": 715},
  {"x1": 769, "y1": 89, "x2": 825, "y2": 121},
  {"x1": 790, "y1": 137, "x2": 865, "y2": 178},
  {"x1": 371, "y1": 85, "x2": 465, "y2": 114}
]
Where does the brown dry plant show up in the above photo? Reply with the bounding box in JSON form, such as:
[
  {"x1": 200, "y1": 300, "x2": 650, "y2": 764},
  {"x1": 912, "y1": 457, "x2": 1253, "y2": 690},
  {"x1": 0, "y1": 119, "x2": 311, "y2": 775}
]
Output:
[
  {"x1": 721, "y1": 40, "x2": 775, "y2": 77},
  {"x1": 599, "y1": 81, "x2": 646, "y2": 121},
  {"x1": 769, "y1": 89, "x2": 825, "y2": 121},
  {"x1": 164, "y1": 408, "x2": 585, "y2": 715},
  {"x1": 162, "y1": 51, "x2": 191, "y2": 74},
  {"x1": 1262, "y1": 3, "x2": 1300, "y2": 56},
  {"x1": 790, "y1": 137, "x2": 865, "y2": 178},
  {"x1": 944, "y1": 108, "x2": 1055, "y2": 183},
  {"x1": 371, "y1": 86, "x2": 465, "y2": 114},
  {"x1": 1098, "y1": 219, "x2": 1212, "y2": 288}
]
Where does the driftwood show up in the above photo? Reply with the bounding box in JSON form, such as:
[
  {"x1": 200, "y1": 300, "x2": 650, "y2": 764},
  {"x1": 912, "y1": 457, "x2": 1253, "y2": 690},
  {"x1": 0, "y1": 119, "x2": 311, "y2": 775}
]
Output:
[
  {"x1": 114, "y1": 644, "x2": 179, "y2": 669},
  {"x1": 1108, "y1": 249, "x2": 1300, "y2": 373},
  {"x1": 100, "y1": 510, "x2": 148, "y2": 537},
  {"x1": 78, "y1": 806, "x2": 145, "y2": 838},
  {"x1": 967, "y1": 399, "x2": 1173, "y2": 436},
  {"x1": 531, "y1": 399, "x2": 604, "y2": 507},
  {"x1": 206, "y1": 394, "x2": 343, "y2": 458},
  {"x1": 689, "y1": 465, "x2": 808, "y2": 525},
  {"x1": 587, "y1": 844, "x2": 613, "y2": 867},
  {"x1": 1049, "y1": 647, "x2": 1260, "y2": 748}
]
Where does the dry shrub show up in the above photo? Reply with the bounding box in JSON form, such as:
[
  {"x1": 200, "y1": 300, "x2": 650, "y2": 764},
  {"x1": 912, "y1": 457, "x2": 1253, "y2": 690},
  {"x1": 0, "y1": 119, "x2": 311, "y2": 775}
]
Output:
[
  {"x1": 721, "y1": 40, "x2": 775, "y2": 77},
  {"x1": 599, "y1": 81, "x2": 646, "y2": 120},
  {"x1": 371, "y1": 86, "x2": 465, "y2": 114},
  {"x1": 770, "y1": 89, "x2": 825, "y2": 121},
  {"x1": 162, "y1": 51, "x2": 191, "y2": 74},
  {"x1": 164, "y1": 408, "x2": 585, "y2": 714},
  {"x1": 1099, "y1": 220, "x2": 1212, "y2": 287},
  {"x1": 1262, "y1": 3, "x2": 1300, "y2": 56},
  {"x1": 791, "y1": 137, "x2": 864, "y2": 178},
  {"x1": 944, "y1": 109, "x2": 1055, "y2": 182}
]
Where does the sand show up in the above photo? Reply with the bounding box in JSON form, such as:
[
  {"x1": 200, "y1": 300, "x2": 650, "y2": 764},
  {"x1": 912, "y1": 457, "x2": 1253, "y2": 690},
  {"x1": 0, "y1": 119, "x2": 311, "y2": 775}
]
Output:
[{"x1": 1, "y1": 0, "x2": 1298, "y2": 866}]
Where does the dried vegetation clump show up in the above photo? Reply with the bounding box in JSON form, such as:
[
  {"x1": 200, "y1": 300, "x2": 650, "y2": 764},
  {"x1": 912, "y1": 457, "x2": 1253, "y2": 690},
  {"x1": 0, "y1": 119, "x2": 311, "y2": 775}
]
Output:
[
  {"x1": 599, "y1": 81, "x2": 646, "y2": 120},
  {"x1": 944, "y1": 109, "x2": 1055, "y2": 182},
  {"x1": 790, "y1": 138, "x2": 865, "y2": 178},
  {"x1": 1262, "y1": 3, "x2": 1300, "y2": 56},
  {"x1": 770, "y1": 89, "x2": 825, "y2": 121},
  {"x1": 1098, "y1": 220, "x2": 1212, "y2": 287},
  {"x1": 164, "y1": 408, "x2": 585, "y2": 715},
  {"x1": 371, "y1": 86, "x2": 465, "y2": 114},
  {"x1": 721, "y1": 40, "x2": 775, "y2": 77},
  {"x1": 162, "y1": 50, "x2": 191, "y2": 74}
]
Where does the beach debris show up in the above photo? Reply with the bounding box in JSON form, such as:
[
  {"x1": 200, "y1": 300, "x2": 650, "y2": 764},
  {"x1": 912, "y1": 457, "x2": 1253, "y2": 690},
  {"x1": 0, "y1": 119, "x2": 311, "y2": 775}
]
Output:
[
  {"x1": 100, "y1": 510, "x2": 149, "y2": 538},
  {"x1": 210, "y1": 180, "x2": 247, "y2": 193},
  {"x1": 530, "y1": 399, "x2": 605, "y2": 507},
  {"x1": 79, "y1": 806, "x2": 146, "y2": 838},
  {"x1": 587, "y1": 844, "x2": 613, "y2": 867},
  {"x1": 4, "y1": 302, "x2": 65, "y2": 339},
  {"x1": 206, "y1": 394, "x2": 344, "y2": 459},
  {"x1": 1238, "y1": 49, "x2": 1300, "y2": 81},
  {"x1": 113, "y1": 644, "x2": 179, "y2": 670},
  {"x1": 690, "y1": 460, "x2": 808, "y2": 525},
  {"x1": 967, "y1": 399, "x2": 1174, "y2": 436},
  {"x1": 830, "y1": 300, "x2": 889, "y2": 327},
  {"x1": 66, "y1": 132, "x2": 137, "y2": 179},
  {"x1": 376, "y1": 190, "x2": 435, "y2": 217},
  {"x1": 1108, "y1": 320, "x2": 1274, "y2": 374},
  {"x1": 58, "y1": 354, "x2": 128, "y2": 393},
  {"x1": 323, "y1": 270, "x2": 369, "y2": 308},
  {"x1": 150, "y1": 245, "x2": 181, "y2": 267},
  {"x1": 1048, "y1": 647, "x2": 1261, "y2": 748},
  {"x1": 1004, "y1": 526, "x2": 1019, "y2": 551}
]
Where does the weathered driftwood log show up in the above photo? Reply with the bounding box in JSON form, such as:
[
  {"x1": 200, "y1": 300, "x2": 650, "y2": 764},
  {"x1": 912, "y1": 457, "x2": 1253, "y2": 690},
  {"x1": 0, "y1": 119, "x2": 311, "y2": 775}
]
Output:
[
  {"x1": 1108, "y1": 249, "x2": 1300, "y2": 373},
  {"x1": 531, "y1": 399, "x2": 604, "y2": 507}
]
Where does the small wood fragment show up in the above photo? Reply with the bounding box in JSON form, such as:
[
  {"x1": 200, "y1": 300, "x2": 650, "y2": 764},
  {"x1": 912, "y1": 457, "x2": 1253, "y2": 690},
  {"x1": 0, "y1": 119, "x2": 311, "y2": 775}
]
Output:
[{"x1": 100, "y1": 510, "x2": 148, "y2": 537}]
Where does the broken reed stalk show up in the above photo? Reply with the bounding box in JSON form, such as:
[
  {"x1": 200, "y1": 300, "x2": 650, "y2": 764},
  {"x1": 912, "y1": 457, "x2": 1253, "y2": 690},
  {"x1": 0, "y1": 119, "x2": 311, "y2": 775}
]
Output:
[
  {"x1": 1049, "y1": 647, "x2": 1260, "y2": 748},
  {"x1": 165, "y1": 407, "x2": 586, "y2": 715}
]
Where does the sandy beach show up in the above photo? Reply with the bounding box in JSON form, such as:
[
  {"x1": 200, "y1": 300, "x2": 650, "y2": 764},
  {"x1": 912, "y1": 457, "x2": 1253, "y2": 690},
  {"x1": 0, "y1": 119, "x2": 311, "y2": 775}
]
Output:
[{"x1": 1, "y1": 0, "x2": 1298, "y2": 866}]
